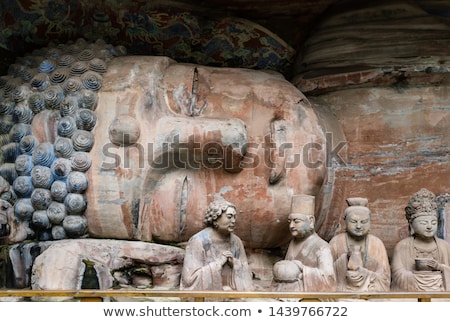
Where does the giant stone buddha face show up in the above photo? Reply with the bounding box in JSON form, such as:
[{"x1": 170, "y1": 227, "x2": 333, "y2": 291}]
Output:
[
  {"x1": 87, "y1": 56, "x2": 328, "y2": 248},
  {"x1": 1, "y1": 41, "x2": 330, "y2": 249}
]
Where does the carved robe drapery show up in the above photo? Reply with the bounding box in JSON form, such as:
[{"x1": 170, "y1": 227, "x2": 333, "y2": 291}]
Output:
[
  {"x1": 180, "y1": 227, "x2": 254, "y2": 291},
  {"x1": 329, "y1": 234, "x2": 391, "y2": 292},
  {"x1": 272, "y1": 233, "x2": 336, "y2": 292},
  {"x1": 391, "y1": 236, "x2": 450, "y2": 291}
]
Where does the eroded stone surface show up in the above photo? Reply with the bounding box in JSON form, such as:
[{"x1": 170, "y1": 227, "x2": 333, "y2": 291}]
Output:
[
  {"x1": 83, "y1": 55, "x2": 330, "y2": 249},
  {"x1": 31, "y1": 239, "x2": 184, "y2": 291},
  {"x1": 311, "y1": 86, "x2": 450, "y2": 255},
  {"x1": 293, "y1": 1, "x2": 450, "y2": 95}
]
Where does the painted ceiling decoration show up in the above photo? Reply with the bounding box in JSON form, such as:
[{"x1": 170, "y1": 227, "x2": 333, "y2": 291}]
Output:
[
  {"x1": 1, "y1": 0, "x2": 450, "y2": 78},
  {"x1": 0, "y1": 0, "x2": 295, "y2": 75}
]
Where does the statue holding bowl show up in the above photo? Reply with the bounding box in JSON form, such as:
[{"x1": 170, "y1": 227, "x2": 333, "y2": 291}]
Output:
[{"x1": 391, "y1": 188, "x2": 450, "y2": 291}]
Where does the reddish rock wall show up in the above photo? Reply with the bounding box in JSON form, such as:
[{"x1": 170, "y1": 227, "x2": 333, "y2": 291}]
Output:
[
  {"x1": 86, "y1": 56, "x2": 329, "y2": 249},
  {"x1": 292, "y1": 1, "x2": 450, "y2": 257},
  {"x1": 311, "y1": 84, "x2": 450, "y2": 257}
]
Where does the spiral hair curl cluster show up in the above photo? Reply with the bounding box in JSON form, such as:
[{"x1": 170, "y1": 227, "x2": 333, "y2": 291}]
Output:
[{"x1": 203, "y1": 198, "x2": 236, "y2": 227}]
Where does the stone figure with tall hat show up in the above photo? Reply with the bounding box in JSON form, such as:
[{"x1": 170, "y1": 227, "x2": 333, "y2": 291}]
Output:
[
  {"x1": 329, "y1": 197, "x2": 390, "y2": 292},
  {"x1": 271, "y1": 194, "x2": 336, "y2": 292},
  {"x1": 391, "y1": 188, "x2": 450, "y2": 291}
]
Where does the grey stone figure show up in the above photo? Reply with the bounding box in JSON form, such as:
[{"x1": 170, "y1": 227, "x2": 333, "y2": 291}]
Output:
[
  {"x1": 180, "y1": 197, "x2": 254, "y2": 291},
  {"x1": 271, "y1": 195, "x2": 336, "y2": 293},
  {"x1": 329, "y1": 197, "x2": 390, "y2": 292},
  {"x1": 391, "y1": 188, "x2": 450, "y2": 291}
]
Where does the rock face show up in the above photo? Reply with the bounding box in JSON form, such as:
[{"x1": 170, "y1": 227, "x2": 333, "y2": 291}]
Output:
[
  {"x1": 293, "y1": 0, "x2": 450, "y2": 95},
  {"x1": 0, "y1": 38, "x2": 340, "y2": 291},
  {"x1": 0, "y1": 38, "x2": 335, "y2": 251},
  {"x1": 4, "y1": 0, "x2": 450, "y2": 292},
  {"x1": 30, "y1": 239, "x2": 184, "y2": 291},
  {"x1": 88, "y1": 55, "x2": 330, "y2": 249},
  {"x1": 293, "y1": 0, "x2": 450, "y2": 255},
  {"x1": 310, "y1": 87, "x2": 450, "y2": 254}
]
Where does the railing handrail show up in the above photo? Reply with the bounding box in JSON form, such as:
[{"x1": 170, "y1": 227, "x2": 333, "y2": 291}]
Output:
[{"x1": 0, "y1": 289, "x2": 450, "y2": 301}]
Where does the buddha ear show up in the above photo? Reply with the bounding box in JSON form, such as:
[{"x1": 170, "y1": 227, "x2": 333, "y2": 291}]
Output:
[{"x1": 409, "y1": 223, "x2": 415, "y2": 236}]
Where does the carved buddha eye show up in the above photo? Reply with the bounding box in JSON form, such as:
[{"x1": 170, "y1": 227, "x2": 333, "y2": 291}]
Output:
[{"x1": 417, "y1": 219, "x2": 437, "y2": 226}]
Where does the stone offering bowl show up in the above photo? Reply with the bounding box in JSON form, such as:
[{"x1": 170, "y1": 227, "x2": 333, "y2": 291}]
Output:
[
  {"x1": 273, "y1": 260, "x2": 301, "y2": 282},
  {"x1": 415, "y1": 258, "x2": 433, "y2": 271}
]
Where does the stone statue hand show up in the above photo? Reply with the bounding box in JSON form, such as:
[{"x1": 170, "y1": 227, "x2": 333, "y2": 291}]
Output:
[
  {"x1": 221, "y1": 250, "x2": 234, "y2": 268},
  {"x1": 346, "y1": 269, "x2": 365, "y2": 287},
  {"x1": 426, "y1": 259, "x2": 443, "y2": 271},
  {"x1": 347, "y1": 260, "x2": 361, "y2": 271}
]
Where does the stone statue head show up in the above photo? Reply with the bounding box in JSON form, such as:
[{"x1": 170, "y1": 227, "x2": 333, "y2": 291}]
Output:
[
  {"x1": 405, "y1": 188, "x2": 438, "y2": 237},
  {"x1": 344, "y1": 197, "x2": 371, "y2": 240},
  {"x1": 0, "y1": 39, "x2": 331, "y2": 249},
  {"x1": 288, "y1": 195, "x2": 315, "y2": 239},
  {"x1": 203, "y1": 198, "x2": 237, "y2": 228}
]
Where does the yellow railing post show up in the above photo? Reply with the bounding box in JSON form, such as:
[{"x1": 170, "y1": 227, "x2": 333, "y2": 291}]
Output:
[{"x1": 418, "y1": 297, "x2": 431, "y2": 302}]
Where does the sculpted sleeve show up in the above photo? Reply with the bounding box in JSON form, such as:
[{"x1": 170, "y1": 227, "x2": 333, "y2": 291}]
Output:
[
  {"x1": 302, "y1": 244, "x2": 336, "y2": 292},
  {"x1": 229, "y1": 234, "x2": 254, "y2": 291},
  {"x1": 365, "y1": 236, "x2": 391, "y2": 292},
  {"x1": 391, "y1": 237, "x2": 417, "y2": 291},
  {"x1": 180, "y1": 233, "x2": 222, "y2": 290}
]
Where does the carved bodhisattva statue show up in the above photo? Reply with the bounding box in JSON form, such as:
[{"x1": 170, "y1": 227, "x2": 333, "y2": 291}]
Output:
[
  {"x1": 271, "y1": 195, "x2": 336, "y2": 292},
  {"x1": 180, "y1": 198, "x2": 254, "y2": 291},
  {"x1": 329, "y1": 198, "x2": 390, "y2": 292},
  {"x1": 391, "y1": 188, "x2": 450, "y2": 291}
]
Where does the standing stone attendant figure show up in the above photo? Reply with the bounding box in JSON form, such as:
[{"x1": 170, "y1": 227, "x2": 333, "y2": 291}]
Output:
[
  {"x1": 180, "y1": 197, "x2": 254, "y2": 291},
  {"x1": 329, "y1": 197, "x2": 390, "y2": 292},
  {"x1": 391, "y1": 188, "x2": 450, "y2": 291}
]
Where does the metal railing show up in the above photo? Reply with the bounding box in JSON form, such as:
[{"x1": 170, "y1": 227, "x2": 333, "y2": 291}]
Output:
[{"x1": 0, "y1": 289, "x2": 450, "y2": 302}]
